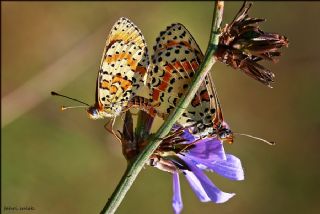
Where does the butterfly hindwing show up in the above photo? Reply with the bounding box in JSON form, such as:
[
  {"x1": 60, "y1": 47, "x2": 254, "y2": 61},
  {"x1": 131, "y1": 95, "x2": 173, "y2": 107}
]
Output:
[{"x1": 97, "y1": 17, "x2": 149, "y2": 116}]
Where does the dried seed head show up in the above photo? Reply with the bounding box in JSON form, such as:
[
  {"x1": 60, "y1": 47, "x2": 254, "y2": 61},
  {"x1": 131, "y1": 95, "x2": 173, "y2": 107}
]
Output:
[{"x1": 216, "y1": 2, "x2": 289, "y2": 87}]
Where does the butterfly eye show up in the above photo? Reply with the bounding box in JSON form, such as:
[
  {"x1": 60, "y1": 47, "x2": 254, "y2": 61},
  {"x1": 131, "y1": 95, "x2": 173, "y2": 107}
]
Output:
[
  {"x1": 220, "y1": 132, "x2": 227, "y2": 139},
  {"x1": 87, "y1": 106, "x2": 100, "y2": 119},
  {"x1": 219, "y1": 128, "x2": 233, "y2": 139}
]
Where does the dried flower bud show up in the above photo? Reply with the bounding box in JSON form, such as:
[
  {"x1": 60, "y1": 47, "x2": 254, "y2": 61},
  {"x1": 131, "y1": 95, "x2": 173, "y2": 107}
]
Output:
[
  {"x1": 119, "y1": 111, "x2": 138, "y2": 161},
  {"x1": 216, "y1": 2, "x2": 289, "y2": 87}
]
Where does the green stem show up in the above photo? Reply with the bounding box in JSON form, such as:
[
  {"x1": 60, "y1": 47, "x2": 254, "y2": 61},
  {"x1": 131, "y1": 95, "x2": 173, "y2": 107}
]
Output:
[{"x1": 100, "y1": 1, "x2": 224, "y2": 213}]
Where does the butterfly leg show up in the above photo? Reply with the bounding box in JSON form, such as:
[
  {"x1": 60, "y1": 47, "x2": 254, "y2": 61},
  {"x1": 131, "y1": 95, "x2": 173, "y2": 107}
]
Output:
[{"x1": 104, "y1": 117, "x2": 122, "y2": 143}]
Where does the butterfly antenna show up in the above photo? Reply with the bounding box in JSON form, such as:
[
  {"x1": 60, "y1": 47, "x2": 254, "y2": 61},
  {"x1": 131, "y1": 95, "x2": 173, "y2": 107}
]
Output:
[
  {"x1": 51, "y1": 91, "x2": 90, "y2": 108},
  {"x1": 234, "y1": 132, "x2": 275, "y2": 146},
  {"x1": 60, "y1": 105, "x2": 88, "y2": 111}
]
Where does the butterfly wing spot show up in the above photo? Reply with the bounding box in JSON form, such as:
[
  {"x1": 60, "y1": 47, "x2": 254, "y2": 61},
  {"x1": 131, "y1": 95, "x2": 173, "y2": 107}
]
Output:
[
  {"x1": 112, "y1": 76, "x2": 133, "y2": 91},
  {"x1": 100, "y1": 80, "x2": 110, "y2": 89}
]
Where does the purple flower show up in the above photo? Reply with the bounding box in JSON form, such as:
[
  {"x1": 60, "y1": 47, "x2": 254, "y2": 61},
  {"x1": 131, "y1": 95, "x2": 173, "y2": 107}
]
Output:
[
  {"x1": 121, "y1": 113, "x2": 244, "y2": 214},
  {"x1": 151, "y1": 128, "x2": 244, "y2": 214}
]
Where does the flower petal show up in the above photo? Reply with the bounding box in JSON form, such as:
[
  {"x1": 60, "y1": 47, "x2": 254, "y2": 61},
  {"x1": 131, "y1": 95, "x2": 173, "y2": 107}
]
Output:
[
  {"x1": 186, "y1": 138, "x2": 226, "y2": 163},
  {"x1": 181, "y1": 129, "x2": 196, "y2": 142},
  {"x1": 183, "y1": 170, "x2": 210, "y2": 202},
  {"x1": 209, "y1": 154, "x2": 245, "y2": 181},
  {"x1": 183, "y1": 157, "x2": 235, "y2": 203},
  {"x1": 172, "y1": 172, "x2": 183, "y2": 214}
]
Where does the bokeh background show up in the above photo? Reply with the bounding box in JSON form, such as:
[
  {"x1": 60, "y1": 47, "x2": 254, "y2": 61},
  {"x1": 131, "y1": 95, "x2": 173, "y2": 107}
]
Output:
[{"x1": 2, "y1": 1, "x2": 320, "y2": 214}]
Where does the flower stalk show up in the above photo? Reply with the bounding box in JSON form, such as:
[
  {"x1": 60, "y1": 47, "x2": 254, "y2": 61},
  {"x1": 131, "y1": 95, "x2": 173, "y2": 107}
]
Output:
[{"x1": 100, "y1": 1, "x2": 225, "y2": 213}]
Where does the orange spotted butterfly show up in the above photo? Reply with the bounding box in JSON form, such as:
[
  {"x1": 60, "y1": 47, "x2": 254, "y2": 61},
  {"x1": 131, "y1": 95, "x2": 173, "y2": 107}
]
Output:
[
  {"x1": 52, "y1": 17, "x2": 153, "y2": 140},
  {"x1": 147, "y1": 23, "x2": 233, "y2": 143}
]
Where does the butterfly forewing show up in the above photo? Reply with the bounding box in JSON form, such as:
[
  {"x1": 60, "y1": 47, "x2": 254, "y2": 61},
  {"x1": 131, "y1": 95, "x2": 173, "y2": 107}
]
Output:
[{"x1": 97, "y1": 17, "x2": 149, "y2": 116}]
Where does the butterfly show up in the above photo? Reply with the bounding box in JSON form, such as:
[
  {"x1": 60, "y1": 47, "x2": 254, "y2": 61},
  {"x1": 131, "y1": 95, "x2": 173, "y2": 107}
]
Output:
[
  {"x1": 88, "y1": 17, "x2": 149, "y2": 118},
  {"x1": 52, "y1": 17, "x2": 157, "y2": 140},
  {"x1": 147, "y1": 23, "x2": 233, "y2": 143}
]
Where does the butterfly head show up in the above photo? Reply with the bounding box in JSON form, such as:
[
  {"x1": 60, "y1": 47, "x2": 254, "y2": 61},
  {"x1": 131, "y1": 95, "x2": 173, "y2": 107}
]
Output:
[
  {"x1": 214, "y1": 121, "x2": 234, "y2": 144},
  {"x1": 218, "y1": 128, "x2": 234, "y2": 144},
  {"x1": 87, "y1": 104, "x2": 114, "y2": 120}
]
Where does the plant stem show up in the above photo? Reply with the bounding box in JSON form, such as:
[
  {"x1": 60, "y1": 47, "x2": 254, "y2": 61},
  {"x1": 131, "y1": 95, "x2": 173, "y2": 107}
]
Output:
[{"x1": 100, "y1": 1, "x2": 224, "y2": 213}]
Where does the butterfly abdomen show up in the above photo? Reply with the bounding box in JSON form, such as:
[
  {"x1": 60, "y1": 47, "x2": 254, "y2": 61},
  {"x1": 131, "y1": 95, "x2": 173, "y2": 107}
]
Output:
[{"x1": 127, "y1": 96, "x2": 157, "y2": 117}]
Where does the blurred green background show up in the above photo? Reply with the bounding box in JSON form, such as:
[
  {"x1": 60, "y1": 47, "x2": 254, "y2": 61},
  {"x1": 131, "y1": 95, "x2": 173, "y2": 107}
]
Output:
[{"x1": 2, "y1": 1, "x2": 320, "y2": 214}]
